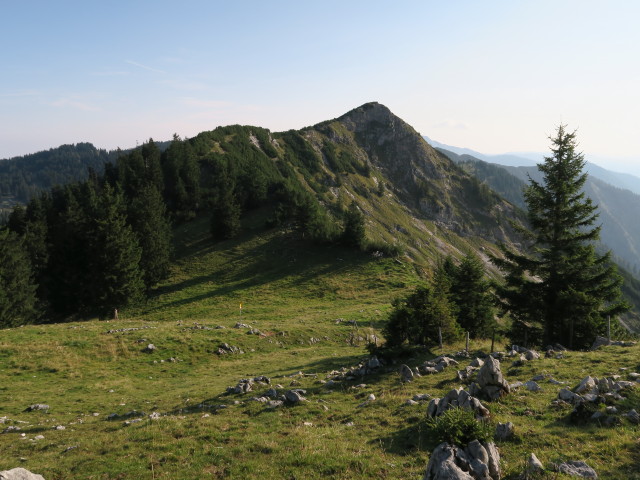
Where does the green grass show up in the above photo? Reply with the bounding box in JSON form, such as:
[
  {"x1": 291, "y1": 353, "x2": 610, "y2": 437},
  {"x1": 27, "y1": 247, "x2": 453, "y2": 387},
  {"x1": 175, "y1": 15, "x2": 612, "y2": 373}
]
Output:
[{"x1": 2, "y1": 216, "x2": 640, "y2": 479}]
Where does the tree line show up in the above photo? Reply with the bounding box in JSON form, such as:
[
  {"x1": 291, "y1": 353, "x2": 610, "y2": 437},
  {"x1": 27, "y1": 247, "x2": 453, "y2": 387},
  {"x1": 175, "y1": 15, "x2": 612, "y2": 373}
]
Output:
[{"x1": 0, "y1": 127, "x2": 372, "y2": 327}]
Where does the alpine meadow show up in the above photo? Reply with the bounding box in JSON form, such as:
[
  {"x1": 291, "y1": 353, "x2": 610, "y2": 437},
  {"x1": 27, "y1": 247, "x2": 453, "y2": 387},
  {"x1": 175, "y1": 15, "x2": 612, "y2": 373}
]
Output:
[{"x1": 2, "y1": 103, "x2": 640, "y2": 480}]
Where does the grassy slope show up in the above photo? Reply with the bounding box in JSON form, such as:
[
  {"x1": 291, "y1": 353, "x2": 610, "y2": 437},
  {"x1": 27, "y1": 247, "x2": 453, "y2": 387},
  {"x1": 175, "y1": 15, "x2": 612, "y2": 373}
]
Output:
[{"x1": 1, "y1": 216, "x2": 640, "y2": 479}]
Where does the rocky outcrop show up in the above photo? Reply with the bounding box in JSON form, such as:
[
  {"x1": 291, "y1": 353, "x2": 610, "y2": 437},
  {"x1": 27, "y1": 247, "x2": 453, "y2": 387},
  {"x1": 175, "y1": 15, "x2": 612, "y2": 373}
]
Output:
[
  {"x1": 469, "y1": 357, "x2": 510, "y2": 401},
  {"x1": 427, "y1": 388, "x2": 490, "y2": 420},
  {"x1": 424, "y1": 441, "x2": 501, "y2": 480}
]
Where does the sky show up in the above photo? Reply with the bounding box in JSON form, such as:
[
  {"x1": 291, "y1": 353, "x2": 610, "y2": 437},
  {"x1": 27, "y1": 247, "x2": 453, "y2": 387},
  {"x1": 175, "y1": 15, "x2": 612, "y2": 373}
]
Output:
[{"x1": 3, "y1": 1, "x2": 640, "y2": 175}]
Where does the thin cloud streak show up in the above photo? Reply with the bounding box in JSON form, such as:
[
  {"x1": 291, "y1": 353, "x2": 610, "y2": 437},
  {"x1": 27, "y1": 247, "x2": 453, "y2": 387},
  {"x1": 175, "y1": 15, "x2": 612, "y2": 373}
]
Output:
[{"x1": 125, "y1": 60, "x2": 166, "y2": 74}]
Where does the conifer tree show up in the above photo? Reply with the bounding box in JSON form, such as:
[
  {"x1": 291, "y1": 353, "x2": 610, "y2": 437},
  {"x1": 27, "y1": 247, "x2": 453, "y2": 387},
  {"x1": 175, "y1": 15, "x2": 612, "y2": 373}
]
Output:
[
  {"x1": 0, "y1": 229, "x2": 39, "y2": 328},
  {"x1": 128, "y1": 184, "x2": 173, "y2": 289},
  {"x1": 341, "y1": 202, "x2": 366, "y2": 250},
  {"x1": 450, "y1": 252, "x2": 495, "y2": 338},
  {"x1": 383, "y1": 270, "x2": 461, "y2": 348},
  {"x1": 46, "y1": 184, "x2": 94, "y2": 315},
  {"x1": 162, "y1": 135, "x2": 200, "y2": 220},
  {"x1": 210, "y1": 171, "x2": 241, "y2": 241},
  {"x1": 141, "y1": 138, "x2": 164, "y2": 193},
  {"x1": 492, "y1": 126, "x2": 628, "y2": 348},
  {"x1": 87, "y1": 183, "x2": 144, "y2": 318}
]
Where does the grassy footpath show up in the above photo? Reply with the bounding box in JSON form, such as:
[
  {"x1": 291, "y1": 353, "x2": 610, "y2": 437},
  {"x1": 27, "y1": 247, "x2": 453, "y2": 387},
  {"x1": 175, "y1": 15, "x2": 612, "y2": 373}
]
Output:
[{"x1": 1, "y1": 217, "x2": 639, "y2": 479}]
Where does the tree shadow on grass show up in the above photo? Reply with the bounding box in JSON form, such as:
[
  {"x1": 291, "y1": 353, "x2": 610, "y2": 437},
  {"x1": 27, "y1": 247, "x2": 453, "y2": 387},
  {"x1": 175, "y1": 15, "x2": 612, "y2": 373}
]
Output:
[
  {"x1": 375, "y1": 420, "x2": 435, "y2": 456},
  {"x1": 145, "y1": 235, "x2": 376, "y2": 313}
]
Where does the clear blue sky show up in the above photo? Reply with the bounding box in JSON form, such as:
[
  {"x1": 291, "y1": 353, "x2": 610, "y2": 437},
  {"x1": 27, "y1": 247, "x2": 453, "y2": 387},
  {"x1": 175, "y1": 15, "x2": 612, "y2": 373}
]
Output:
[{"x1": 3, "y1": 1, "x2": 640, "y2": 174}]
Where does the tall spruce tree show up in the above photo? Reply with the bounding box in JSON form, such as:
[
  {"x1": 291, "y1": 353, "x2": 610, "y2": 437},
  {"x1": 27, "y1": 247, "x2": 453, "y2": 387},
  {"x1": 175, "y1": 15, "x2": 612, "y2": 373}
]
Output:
[
  {"x1": 0, "y1": 229, "x2": 39, "y2": 328},
  {"x1": 87, "y1": 183, "x2": 144, "y2": 318},
  {"x1": 128, "y1": 184, "x2": 173, "y2": 289},
  {"x1": 492, "y1": 126, "x2": 627, "y2": 349},
  {"x1": 210, "y1": 169, "x2": 242, "y2": 241}
]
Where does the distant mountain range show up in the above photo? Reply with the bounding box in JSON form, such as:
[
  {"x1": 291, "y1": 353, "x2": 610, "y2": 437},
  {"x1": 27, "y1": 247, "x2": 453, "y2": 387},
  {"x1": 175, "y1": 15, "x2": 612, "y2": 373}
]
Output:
[
  {"x1": 425, "y1": 136, "x2": 640, "y2": 195},
  {"x1": 434, "y1": 143, "x2": 640, "y2": 276}
]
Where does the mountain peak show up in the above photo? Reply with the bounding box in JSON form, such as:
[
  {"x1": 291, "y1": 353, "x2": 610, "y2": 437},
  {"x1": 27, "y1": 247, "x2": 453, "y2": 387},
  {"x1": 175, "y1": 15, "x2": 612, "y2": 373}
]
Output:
[{"x1": 336, "y1": 102, "x2": 397, "y2": 131}]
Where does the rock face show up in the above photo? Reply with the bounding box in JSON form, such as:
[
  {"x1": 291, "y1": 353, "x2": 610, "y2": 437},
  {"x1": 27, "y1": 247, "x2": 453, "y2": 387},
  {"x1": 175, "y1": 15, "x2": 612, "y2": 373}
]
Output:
[
  {"x1": 0, "y1": 468, "x2": 45, "y2": 480},
  {"x1": 321, "y1": 102, "x2": 519, "y2": 240},
  {"x1": 424, "y1": 441, "x2": 501, "y2": 480},
  {"x1": 469, "y1": 357, "x2": 510, "y2": 401}
]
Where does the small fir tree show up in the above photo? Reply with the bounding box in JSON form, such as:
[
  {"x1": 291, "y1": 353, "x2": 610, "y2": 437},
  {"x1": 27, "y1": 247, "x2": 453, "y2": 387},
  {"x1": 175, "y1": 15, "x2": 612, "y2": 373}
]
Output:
[
  {"x1": 450, "y1": 252, "x2": 496, "y2": 338},
  {"x1": 341, "y1": 202, "x2": 366, "y2": 250}
]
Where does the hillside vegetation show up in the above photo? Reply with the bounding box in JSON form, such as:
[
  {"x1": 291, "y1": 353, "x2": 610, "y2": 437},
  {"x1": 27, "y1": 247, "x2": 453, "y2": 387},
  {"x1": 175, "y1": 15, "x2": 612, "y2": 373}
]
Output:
[
  {"x1": 2, "y1": 103, "x2": 639, "y2": 479},
  {"x1": 1, "y1": 216, "x2": 640, "y2": 479}
]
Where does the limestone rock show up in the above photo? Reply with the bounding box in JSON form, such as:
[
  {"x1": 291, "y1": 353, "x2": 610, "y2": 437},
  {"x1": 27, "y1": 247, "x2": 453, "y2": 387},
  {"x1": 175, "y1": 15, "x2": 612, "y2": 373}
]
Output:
[
  {"x1": 495, "y1": 422, "x2": 514, "y2": 441},
  {"x1": 284, "y1": 389, "x2": 306, "y2": 403},
  {"x1": 0, "y1": 469, "x2": 45, "y2": 480},
  {"x1": 424, "y1": 441, "x2": 500, "y2": 480},
  {"x1": 427, "y1": 388, "x2": 490, "y2": 420},
  {"x1": 623, "y1": 409, "x2": 640, "y2": 424},
  {"x1": 574, "y1": 376, "x2": 597, "y2": 394},
  {"x1": 524, "y1": 381, "x2": 542, "y2": 392},
  {"x1": 526, "y1": 453, "x2": 544, "y2": 474},
  {"x1": 25, "y1": 404, "x2": 49, "y2": 412},
  {"x1": 470, "y1": 357, "x2": 510, "y2": 401},
  {"x1": 557, "y1": 460, "x2": 597, "y2": 478},
  {"x1": 424, "y1": 443, "x2": 475, "y2": 480},
  {"x1": 400, "y1": 364, "x2": 414, "y2": 382}
]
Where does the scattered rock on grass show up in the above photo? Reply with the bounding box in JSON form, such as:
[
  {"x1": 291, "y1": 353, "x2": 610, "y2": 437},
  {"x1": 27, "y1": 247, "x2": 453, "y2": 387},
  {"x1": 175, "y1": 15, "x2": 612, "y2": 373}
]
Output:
[
  {"x1": 495, "y1": 422, "x2": 515, "y2": 441},
  {"x1": 0, "y1": 468, "x2": 45, "y2": 480},
  {"x1": 216, "y1": 343, "x2": 244, "y2": 355},
  {"x1": 24, "y1": 404, "x2": 49, "y2": 412},
  {"x1": 623, "y1": 409, "x2": 640, "y2": 424},
  {"x1": 557, "y1": 460, "x2": 598, "y2": 479},
  {"x1": 400, "y1": 364, "x2": 414, "y2": 382},
  {"x1": 284, "y1": 390, "x2": 306, "y2": 404},
  {"x1": 526, "y1": 453, "x2": 544, "y2": 476}
]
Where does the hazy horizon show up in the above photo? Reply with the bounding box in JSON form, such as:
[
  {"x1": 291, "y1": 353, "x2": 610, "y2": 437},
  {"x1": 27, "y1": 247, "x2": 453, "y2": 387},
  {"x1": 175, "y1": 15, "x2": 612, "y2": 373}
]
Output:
[{"x1": 3, "y1": 1, "x2": 640, "y2": 175}]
